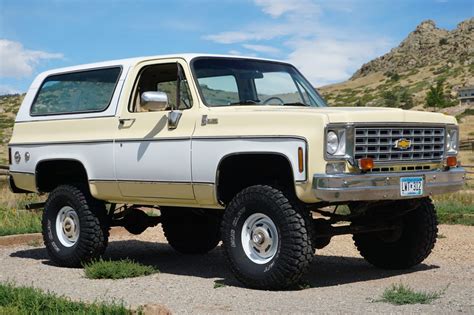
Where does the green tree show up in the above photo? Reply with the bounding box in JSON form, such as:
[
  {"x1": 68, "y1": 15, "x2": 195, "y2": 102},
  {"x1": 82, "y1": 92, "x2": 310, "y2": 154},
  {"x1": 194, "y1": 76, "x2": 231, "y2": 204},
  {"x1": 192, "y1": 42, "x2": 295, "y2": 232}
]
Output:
[
  {"x1": 384, "y1": 71, "x2": 400, "y2": 82},
  {"x1": 400, "y1": 89, "x2": 414, "y2": 109},
  {"x1": 439, "y1": 38, "x2": 448, "y2": 45},
  {"x1": 390, "y1": 73, "x2": 400, "y2": 81},
  {"x1": 383, "y1": 90, "x2": 398, "y2": 107},
  {"x1": 425, "y1": 79, "x2": 447, "y2": 111}
]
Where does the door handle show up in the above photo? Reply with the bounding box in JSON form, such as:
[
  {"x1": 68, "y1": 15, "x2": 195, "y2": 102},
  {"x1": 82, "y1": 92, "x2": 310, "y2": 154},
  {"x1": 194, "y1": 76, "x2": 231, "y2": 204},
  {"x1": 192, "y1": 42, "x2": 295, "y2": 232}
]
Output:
[{"x1": 119, "y1": 118, "x2": 135, "y2": 127}]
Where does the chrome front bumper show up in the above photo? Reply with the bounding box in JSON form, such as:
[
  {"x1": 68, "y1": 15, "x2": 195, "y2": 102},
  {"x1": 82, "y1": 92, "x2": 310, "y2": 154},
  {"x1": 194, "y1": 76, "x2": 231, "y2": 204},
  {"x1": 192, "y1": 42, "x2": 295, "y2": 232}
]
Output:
[{"x1": 313, "y1": 167, "x2": 466, "y2": 202}]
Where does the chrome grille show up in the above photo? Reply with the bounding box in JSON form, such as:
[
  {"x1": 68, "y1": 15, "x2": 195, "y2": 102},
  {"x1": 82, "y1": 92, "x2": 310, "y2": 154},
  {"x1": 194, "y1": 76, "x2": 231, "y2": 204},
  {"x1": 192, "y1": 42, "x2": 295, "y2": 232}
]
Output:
[{"x1": 354, "y1": 126, "x2": 445, "y2": 162}]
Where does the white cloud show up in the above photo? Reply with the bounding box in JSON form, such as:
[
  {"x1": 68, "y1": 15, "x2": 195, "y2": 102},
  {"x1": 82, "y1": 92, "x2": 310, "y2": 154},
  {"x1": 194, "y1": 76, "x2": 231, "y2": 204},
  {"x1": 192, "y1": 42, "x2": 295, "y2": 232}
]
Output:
[
  {"x1": 0, "y1": 39, "x2": 63, "y2": 78},
  {"x1": 203, "y1": 24, "x2": 293, "y2": 44},
  {"x1": 254, "y1": 0, "x2": 320, "y2": 18},
  {"x1": 204, "y1": 31, "x2": 261, "y2": 44},
  {"x1": 286, "y1": 38, "x2": 392, "y2": 86},
  {"x1": 203, "y1": 0, "x2": 392, "y2": 86},
  {"x1": 228, "y1": 50, "x2": 242, "y2": 55},
  {"x1": 0, "y1": 84, "x2": 21, "y2": 95},
  {"x1": 242, "y1": 44, "x2": 280, "y2": 55}
]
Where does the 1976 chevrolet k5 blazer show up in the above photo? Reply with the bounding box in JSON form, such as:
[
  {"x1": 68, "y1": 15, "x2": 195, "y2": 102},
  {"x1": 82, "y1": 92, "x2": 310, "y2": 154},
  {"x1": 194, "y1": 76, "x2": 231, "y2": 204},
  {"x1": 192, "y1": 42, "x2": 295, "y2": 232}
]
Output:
[{"x1": 8, "y1": 54, "x2": 466, "y2": 289}]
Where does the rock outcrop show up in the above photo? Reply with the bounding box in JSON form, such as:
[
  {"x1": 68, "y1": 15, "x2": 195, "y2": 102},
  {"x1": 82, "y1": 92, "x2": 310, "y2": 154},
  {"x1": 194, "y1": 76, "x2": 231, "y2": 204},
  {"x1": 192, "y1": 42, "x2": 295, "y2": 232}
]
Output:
[{"x1": 352, "y1": 18, "x2": 474, "y2": 79}]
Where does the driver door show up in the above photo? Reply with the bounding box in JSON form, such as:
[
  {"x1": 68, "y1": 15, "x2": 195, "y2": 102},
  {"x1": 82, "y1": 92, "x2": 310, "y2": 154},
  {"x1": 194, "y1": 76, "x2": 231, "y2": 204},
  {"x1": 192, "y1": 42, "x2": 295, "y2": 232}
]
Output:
[{"x1": 114, "y1": 59, "x2": 197, "y2": 201}]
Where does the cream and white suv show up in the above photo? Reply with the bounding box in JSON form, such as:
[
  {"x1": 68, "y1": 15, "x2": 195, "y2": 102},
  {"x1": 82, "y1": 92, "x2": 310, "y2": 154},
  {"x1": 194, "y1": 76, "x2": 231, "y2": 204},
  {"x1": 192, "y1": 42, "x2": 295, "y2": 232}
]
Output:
[{"x1": 8, "y1": 54, "x2": 465, "y2": 289}]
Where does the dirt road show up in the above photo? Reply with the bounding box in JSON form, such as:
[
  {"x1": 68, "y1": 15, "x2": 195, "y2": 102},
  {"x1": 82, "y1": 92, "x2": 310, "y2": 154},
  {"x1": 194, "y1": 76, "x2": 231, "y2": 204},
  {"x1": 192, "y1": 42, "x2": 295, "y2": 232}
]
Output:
[{"x1": 1, "y1": 224, "x2": 472, "y2": 314}]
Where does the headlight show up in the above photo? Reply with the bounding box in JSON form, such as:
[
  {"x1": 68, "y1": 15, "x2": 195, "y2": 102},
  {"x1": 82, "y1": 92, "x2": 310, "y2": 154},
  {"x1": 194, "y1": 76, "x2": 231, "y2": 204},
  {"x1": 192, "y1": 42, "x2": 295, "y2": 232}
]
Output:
[
  {"x1": 327, "y1": 131, "x2": 339, "y2": 155},
  {"x1": 446, "y1": 126, "x2": 459, "y2": 155},
  {"x1": 326, "y1": 129, "x2": 347, "y2": 157}
]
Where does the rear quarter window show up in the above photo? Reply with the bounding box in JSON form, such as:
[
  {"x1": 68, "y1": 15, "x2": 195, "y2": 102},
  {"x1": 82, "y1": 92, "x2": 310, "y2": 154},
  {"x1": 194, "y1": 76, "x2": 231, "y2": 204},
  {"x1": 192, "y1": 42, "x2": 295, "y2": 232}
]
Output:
[{"x1": 30, "y1": 67, "x2": 121, "y2": 116}]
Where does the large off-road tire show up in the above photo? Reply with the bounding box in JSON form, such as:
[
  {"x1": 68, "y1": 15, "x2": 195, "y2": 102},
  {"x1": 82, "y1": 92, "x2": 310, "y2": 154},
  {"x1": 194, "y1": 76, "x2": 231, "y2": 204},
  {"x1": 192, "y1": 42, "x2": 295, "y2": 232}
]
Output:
[
  {"x1": 42, "y1": 185, "x2": 109, "y2": 267},
  {"x1": 353, "y1": 197, "x2": 438, "y2": 269},
  {"x1": 221, "y1": 185, "x2": 314, "y2": 290},
  {"x1": 161, "y1": 208, "x2": 221, "y2": 254}
]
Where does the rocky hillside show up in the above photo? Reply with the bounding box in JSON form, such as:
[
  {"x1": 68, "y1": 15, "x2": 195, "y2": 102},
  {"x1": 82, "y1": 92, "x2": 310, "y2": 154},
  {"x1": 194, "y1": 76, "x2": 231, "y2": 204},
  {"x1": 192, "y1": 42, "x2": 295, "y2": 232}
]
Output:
[
  {"x1": 319, "y1": 18, "x2": 474, "y2": 114},
  {"x1": 0, "y1": 94, "x2": 23, "y2": 164}
]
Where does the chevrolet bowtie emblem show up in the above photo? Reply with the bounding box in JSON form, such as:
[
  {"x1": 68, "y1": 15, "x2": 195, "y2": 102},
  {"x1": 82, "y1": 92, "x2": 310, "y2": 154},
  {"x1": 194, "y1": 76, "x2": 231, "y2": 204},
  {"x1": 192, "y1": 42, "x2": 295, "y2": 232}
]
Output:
[{"x1": 394, "y1": 138, "x2": 411, "y2": 150}]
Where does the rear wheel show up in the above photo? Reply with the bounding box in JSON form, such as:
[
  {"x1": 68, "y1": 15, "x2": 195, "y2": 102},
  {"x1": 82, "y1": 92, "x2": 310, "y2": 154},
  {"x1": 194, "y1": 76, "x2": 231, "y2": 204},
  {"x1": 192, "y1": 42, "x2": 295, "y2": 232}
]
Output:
[
  {"x1": 161, "y1": 208, "x2": 221, "y2": 254},
  {"x1": 42, "y1": 185, "x2": 109, "y2": 267},
  {"x1": 221, "y1": 185, "x2": 313, "y2": 290},
  {"x1": 353, "y1": 198, "x2": 438, "y2": 269}
]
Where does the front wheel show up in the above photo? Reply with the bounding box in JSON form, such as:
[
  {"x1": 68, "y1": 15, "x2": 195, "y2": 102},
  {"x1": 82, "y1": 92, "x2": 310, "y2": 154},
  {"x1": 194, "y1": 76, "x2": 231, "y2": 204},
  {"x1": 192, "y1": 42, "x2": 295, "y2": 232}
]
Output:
[
  {"x1": 353, "y1": 197, "x2": 438, "y2": 269},
  {"x1": 221, "y1": 185, "x2": 313, "y2": 290},
  {"x1": 42, "y1": 185, "x2": 109, "y2": 267}
]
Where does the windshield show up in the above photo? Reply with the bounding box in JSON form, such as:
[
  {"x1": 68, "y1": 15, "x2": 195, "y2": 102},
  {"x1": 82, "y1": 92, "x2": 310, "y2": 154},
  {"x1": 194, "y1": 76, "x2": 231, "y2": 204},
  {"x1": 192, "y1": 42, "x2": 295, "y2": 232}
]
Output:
[{"x1": 192, "y1": 58, "x2": 327, "y2": 107}]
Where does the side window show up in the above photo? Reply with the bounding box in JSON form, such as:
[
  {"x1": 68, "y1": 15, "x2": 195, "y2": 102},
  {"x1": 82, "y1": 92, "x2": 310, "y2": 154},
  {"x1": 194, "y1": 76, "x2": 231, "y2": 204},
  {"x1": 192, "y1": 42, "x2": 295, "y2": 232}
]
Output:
[
  {"x1": 31, "y1": 67, "x2": 121, "y2": 115},
  {"x1": 197, "y1": 75, "x2": 239, "y2": 106},
  {"x1": 131, "y1": 63, "x2": 193, "y2": 112}
]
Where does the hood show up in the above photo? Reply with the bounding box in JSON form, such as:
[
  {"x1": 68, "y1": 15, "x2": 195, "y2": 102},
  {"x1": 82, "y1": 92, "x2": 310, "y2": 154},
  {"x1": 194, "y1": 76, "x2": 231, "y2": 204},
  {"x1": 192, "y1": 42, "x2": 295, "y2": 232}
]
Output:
[{"x1": 208, "y1": 106, "x2": 457, "y2": 125}]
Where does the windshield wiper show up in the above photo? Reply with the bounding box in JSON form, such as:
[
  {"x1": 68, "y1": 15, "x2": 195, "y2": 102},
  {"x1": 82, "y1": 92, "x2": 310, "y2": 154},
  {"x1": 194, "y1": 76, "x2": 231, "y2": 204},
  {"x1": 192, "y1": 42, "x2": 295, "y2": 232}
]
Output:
[
  {"x1": 283, "y1": 102, "x2": 308, "y2": 107},
  {"x1": 229, "y1": 99, "x2": 260, "y2": 105}
]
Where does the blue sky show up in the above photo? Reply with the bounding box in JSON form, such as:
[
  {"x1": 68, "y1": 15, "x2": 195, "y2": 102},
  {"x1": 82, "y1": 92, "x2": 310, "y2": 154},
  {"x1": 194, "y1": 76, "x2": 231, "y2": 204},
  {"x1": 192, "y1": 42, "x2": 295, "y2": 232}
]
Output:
[{"x1": 0, "y1": 0, "x2": 472, "y2": 94}]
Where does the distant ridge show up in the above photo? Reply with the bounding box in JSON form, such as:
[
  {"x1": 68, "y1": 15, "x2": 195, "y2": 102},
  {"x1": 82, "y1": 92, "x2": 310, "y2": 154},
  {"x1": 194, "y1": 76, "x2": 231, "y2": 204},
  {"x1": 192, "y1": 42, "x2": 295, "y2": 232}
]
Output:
[{"x1": 319, "y1": 18, "x2": 473, "y2": 112}]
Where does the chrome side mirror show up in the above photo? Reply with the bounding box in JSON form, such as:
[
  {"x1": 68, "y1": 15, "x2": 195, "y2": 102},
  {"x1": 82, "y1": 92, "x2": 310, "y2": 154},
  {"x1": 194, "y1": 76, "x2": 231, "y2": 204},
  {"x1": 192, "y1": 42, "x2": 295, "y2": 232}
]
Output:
[{"x1": 140, "y1": 91, "x2": 168, "y2": 111}]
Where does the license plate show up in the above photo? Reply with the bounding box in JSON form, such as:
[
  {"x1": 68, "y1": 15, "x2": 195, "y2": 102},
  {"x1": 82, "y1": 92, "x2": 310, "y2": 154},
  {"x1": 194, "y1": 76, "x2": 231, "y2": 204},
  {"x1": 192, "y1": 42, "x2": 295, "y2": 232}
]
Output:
[{"x1": 400, "y1": 177, "x2": 424, "y2": 197}]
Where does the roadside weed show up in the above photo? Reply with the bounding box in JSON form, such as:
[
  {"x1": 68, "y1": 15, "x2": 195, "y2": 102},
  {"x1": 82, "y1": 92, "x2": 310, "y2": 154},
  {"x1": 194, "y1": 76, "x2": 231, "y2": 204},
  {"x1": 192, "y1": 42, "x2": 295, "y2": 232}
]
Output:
[
  {"x1": 213, "y1": 280, "x2": 226, "y2": 289},
  {"x1": 0, "y1": 208, "x2": 42, "y2": 236},
  {"x1": 433, "y1": 192, "x2": 474, "y2": 226},
  {"x1": 83, "y1": 258, "x2": 158, "y2": 279},
  {"x1": 0, "y1": 282, "x2": 133, "y2": 314},
  {"x1": 376, "y1": 283, "x2": 444, "y2": 305}
]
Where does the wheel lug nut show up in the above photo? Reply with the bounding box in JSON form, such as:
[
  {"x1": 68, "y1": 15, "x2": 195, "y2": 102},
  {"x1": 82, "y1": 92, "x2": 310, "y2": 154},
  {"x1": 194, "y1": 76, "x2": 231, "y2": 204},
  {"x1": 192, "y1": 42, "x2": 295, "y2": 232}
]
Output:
[{"x1": 253, "y1": 233, "x2": 264, "y2": 244}]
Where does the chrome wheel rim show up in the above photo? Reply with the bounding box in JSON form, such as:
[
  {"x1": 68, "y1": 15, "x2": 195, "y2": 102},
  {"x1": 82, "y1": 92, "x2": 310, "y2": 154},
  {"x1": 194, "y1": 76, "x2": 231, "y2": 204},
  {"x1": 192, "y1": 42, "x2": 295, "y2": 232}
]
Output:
[
  {"x1": 55, "y1": 206, "x2": 80, "y2": 247},
  {"x1": 241, "y1": 213, "x2": 279, "y2": 264}
]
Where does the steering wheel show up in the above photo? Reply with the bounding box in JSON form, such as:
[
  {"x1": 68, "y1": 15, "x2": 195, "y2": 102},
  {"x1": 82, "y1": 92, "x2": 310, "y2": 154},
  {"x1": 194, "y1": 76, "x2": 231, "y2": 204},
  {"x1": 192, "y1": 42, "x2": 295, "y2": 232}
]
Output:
[{"x1": 263, "y1": 97, "x2": 285, "y2": 105}]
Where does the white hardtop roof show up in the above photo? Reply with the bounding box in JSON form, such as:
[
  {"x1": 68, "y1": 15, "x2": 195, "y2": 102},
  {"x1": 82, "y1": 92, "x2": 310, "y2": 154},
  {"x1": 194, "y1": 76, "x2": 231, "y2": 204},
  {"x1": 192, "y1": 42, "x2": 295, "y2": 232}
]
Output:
[{"x1": 39, "y1": 53, "x2": 288, "y2": 77}]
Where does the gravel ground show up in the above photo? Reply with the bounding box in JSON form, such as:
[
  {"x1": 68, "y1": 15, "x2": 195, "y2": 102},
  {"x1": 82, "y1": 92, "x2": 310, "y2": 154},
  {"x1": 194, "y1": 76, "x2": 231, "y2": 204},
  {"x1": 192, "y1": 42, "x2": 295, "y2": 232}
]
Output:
[{"x1": 1, "y1": 224, "x2": 473, "y2": 314}]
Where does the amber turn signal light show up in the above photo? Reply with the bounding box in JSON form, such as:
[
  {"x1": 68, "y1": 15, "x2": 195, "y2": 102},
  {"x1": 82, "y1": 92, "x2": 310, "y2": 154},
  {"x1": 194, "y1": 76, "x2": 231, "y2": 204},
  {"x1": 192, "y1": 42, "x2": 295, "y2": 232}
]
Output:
[
  {"x1": 359, "y1": 158, "x2": 374, "y2": 171},
  {"x1": 446, "y1": 156, "x2": 457, "y2": 167},
  {"x1": 298, "y1": 147, "x2": 304, "y2": 173}
]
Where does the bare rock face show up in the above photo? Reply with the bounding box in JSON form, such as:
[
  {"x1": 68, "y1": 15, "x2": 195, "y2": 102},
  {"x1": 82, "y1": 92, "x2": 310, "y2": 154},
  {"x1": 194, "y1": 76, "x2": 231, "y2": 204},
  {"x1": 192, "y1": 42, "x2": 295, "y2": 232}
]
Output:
[{"x1": 352, "y1": 18, "x2": 474, "y2": 79}]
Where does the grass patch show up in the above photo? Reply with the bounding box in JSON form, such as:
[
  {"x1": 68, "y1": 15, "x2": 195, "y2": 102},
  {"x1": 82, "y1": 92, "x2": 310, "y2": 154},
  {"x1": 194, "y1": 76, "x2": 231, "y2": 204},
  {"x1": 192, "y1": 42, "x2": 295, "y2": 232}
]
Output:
[
  {"x1": 377, "y1": 283, "x2": 443, "y2": 305},
  {"x1": 456, "y1": 108, "x2": 474, "y2": 121},
  {"x1": 0, "y1": 182, "x2": 45, "y2": 210},
  {"x1": 433, "y1": 192, "x2": 474, "y2": 226},
  {"x1": 0, "y1": 208, "x2": 42, "y2": 236},
  {"x1": 213, "y1": 280, "x2": 226, "y2": 289},
  {"x1": 297, "y1": 281, "x2": 312, "y2": 290},
  {"x1": 0, "y1": 182, "x2": 45, "y2": 236},
  {"x1": 0, "y1": 282, "x2": 133, "y2": 314},
  {"x1": 83, "y1": 259, "x2": 158, "y2": 280}
]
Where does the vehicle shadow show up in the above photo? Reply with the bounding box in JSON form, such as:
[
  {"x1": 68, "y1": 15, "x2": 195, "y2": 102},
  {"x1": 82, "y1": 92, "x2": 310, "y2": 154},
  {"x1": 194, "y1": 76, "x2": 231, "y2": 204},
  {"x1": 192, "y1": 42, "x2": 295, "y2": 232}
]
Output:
[{"x1": 10, "y1": 240, "x2": 439, "y2": 290}]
